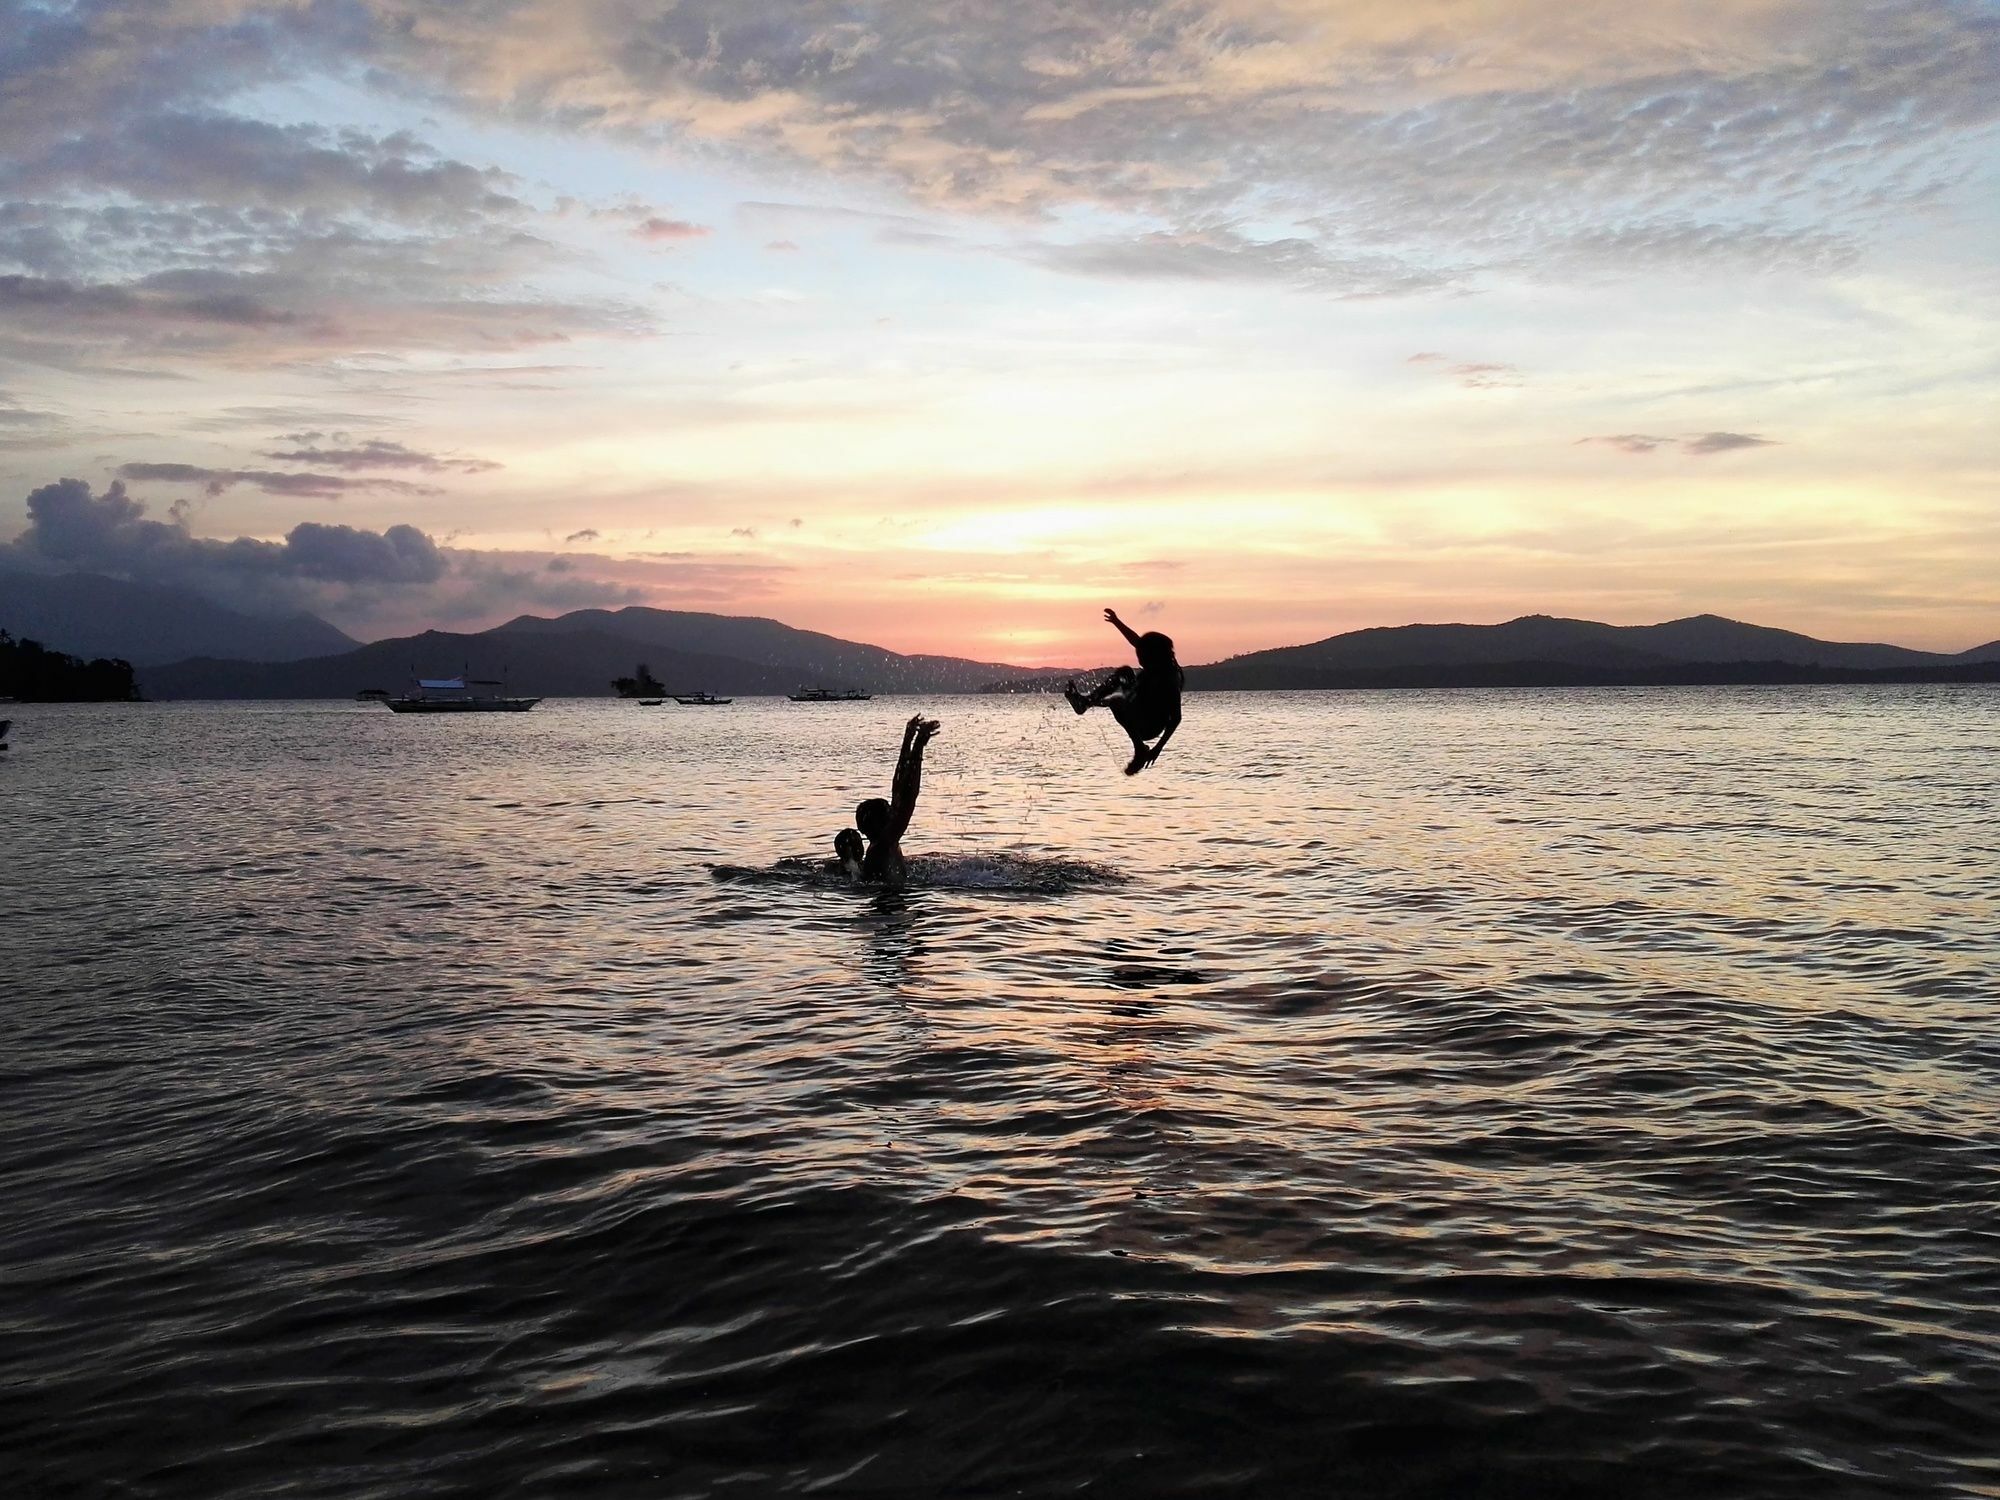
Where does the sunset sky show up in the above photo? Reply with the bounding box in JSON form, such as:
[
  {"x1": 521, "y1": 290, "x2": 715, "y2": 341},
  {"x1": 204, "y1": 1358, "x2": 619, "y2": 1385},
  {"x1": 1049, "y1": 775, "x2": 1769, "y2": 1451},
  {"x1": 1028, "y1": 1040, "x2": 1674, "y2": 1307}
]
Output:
[{"x1": 2, "y1": 0, "x2": 1996, "y2": 663}]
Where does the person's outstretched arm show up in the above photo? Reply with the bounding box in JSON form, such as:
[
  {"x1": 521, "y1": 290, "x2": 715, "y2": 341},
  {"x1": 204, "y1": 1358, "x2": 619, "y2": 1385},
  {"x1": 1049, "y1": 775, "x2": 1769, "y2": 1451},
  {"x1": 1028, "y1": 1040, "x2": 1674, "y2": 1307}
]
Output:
[
  {"x1": 1103, "y1": 607, "x2": 1143, "y2": 653},
  {"x1": 887, "y1": 715, "x2": 938, "y2": 839}
]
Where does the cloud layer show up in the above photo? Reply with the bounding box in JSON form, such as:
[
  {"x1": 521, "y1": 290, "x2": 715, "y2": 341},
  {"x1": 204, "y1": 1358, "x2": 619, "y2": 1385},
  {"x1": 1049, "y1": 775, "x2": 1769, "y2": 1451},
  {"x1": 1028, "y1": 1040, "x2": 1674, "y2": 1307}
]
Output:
[{"x1": 2, "y1": 476, "x2": 642, "y2": 632}]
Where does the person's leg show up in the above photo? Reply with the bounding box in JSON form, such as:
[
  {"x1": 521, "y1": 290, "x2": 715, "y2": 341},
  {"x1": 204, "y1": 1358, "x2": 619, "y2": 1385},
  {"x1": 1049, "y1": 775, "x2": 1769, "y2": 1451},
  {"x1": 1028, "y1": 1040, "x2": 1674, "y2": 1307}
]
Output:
[
  {"x1": 1066, "y1": 666, "x2": 1134, "y2": 714},
  {"x1": 1108, "y1": 698, "x2": 1162, "y2": 775}
]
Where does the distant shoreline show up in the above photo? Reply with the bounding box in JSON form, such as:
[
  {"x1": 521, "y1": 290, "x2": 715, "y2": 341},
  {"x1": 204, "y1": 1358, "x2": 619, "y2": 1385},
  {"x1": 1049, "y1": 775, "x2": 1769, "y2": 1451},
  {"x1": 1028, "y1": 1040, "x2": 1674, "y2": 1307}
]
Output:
[{"x1": 982, "y1": 660, "x2": 2000, "y2": 693}]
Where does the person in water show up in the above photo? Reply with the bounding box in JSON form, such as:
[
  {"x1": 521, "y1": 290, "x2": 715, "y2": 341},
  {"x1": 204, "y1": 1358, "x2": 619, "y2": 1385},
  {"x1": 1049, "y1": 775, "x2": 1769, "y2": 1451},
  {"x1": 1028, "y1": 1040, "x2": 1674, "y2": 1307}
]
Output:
[
  {"x1": 835, "y1": 713, "x2": 941, "y2": 887},
  {"x1": 1066, "y1": 608, "x2": 1184, "y2": 775}
]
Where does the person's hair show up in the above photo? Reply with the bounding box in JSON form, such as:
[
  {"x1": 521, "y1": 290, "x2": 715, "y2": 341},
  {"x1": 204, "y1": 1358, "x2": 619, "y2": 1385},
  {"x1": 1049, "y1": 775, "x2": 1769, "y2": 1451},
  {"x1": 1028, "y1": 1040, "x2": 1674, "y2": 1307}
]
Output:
[
  {"x1": 1136, "y1": 630, "x2": 1178, "y2": 669},
  {"x1": 854, "y1": 797, "x2": 891, "y2": 837}
]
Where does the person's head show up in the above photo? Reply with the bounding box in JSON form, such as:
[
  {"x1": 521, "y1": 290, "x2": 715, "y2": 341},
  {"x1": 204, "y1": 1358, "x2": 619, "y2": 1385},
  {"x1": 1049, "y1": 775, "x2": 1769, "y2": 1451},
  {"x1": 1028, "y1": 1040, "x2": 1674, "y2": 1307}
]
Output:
[
  {"x1": 1136, "y1": 630, "x2": 1178, "y2": 669},
  {"x1": 833, "y1": 825, "x2": 865, "y2": 876},
  {"x1": 854, "y1": 797, "x2": 892, "y2": 840}
]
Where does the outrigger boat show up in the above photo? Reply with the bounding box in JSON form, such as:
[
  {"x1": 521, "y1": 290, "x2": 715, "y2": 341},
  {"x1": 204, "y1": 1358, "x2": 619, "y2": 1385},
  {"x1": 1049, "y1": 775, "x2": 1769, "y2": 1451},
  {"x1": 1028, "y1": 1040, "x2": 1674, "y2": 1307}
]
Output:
[
  {"x1": 674, "y1": 691, "x2": 732, "y2": 705},
  {"x1": 788, "y1": 686, "x2": 871, "y2": 702},
  {"x1": 384, "y1": 677, "x2": 540, "y2": 713}
]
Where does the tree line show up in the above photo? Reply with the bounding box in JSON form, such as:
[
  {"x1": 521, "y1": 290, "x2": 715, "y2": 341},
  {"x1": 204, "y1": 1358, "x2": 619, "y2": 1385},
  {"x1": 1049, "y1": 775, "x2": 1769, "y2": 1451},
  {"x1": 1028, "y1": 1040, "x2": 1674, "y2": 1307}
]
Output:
[{"x1": 0, "y1": 629, "x2": 140, "y2": 701}]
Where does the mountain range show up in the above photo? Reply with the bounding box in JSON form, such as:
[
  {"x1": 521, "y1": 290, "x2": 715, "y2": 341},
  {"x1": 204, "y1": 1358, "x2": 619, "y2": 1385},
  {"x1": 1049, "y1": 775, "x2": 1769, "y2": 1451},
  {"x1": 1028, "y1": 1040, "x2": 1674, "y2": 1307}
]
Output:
[
  {"x1": 4, "y1": 566, "x2": 1994, "y2": 697},
  {"x1": 0, "y1": 570, "x2": 357, "y2": 666},
  {"x1": 1188, "y1": 613, "x2": 2000, "y2": 689},
  {"x1": 142, "y1": 606, "x2": 1082, "y2": 699}
]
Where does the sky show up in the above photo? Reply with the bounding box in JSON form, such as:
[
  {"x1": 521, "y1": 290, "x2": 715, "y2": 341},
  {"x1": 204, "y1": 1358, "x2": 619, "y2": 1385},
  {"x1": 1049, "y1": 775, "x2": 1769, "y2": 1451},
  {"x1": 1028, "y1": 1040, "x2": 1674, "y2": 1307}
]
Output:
[{"x1": 1, "y1": 0, "x2": 1996, "y2": 664}]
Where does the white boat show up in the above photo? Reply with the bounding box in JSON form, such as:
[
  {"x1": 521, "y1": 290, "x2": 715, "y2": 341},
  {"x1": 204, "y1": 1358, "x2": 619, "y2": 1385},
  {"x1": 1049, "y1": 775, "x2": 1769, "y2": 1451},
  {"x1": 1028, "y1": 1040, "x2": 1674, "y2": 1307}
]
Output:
[
  {"x1": 788, "y1": 686, "x2": 871, "y2": 701},
  {"x1": 385, "y1": 677, "x2": 540, "y2": 713}
]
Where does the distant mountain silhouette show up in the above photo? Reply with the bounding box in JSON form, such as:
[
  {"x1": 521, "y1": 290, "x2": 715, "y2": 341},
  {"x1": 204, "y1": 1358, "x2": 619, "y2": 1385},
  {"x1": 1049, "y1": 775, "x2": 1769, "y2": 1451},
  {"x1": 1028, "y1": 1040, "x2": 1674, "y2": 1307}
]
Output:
[
  {"x1": 0, "y1": 570, "x2": 356, "y2": 666},
  {"x1": 1616, "y1": 615, "x2": 1944, "y2": 670},
  {"x1": 492, "y1": 607, "x2": 1068, "y2": 693},
  {"x1": 138, "y1": 605, "x2": 1999, "y2": 699},
  {"x1": 1189, "y1": 613, "x2": 1990, "y2": 689},
  {"x1": 142, "y1": 607, "x2": 1071, "y2": 699}
]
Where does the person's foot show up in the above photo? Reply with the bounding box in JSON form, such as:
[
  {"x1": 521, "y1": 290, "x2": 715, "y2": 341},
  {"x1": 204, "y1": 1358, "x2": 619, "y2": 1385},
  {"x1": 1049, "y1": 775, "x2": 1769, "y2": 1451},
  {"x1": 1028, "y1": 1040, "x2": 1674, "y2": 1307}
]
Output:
[
  {"x1": 1064, "y1": 680, "x2": 1088, "y2": 715},
  {"x1": 1123, "y1": 750, "x2": 1149, "y2": 776}
]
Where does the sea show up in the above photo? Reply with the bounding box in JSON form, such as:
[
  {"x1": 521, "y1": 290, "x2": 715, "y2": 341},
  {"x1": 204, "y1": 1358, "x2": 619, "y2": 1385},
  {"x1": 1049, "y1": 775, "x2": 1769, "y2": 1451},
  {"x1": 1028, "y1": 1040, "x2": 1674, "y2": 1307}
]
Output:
[{"x1": 3, "y1": 688, "x2": 1996, "y2": 1499}]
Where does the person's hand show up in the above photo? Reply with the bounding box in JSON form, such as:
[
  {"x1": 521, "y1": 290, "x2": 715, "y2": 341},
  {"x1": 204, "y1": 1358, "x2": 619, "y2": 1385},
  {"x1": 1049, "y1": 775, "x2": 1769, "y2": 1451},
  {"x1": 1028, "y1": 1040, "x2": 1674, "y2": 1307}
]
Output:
[{"x1": 1103, "y1": 608, "x2": 1121, "y2": 625}]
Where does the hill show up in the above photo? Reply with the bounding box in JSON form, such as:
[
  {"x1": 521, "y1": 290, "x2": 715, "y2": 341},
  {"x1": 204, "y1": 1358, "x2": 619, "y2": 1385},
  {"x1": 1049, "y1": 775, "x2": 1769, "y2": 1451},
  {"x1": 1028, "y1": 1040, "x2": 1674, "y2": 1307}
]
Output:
[
  {"x1": 493, "y1": 607, "x2": 1073, "y2": 693},
  {"x1": 1189, "y1": 613, "x2": 1975, "y2": 690},
  {"x1": 141, "y1": 607, "x2": 1076, "y2": 699},
  {"x1": 0, "y1": 570, "x2": 357, "y2": 666}
]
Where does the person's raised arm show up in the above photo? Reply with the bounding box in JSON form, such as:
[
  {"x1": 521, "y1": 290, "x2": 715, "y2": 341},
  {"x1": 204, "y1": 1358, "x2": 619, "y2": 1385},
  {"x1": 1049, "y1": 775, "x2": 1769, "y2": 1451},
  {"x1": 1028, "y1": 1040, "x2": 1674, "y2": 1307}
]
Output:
[
  {"x1": 1103, "y1": 607, "x2": 1143, "y2": 652},
  {"x1": 887, "y1": 714, "x2": 938, "y2": 839}
]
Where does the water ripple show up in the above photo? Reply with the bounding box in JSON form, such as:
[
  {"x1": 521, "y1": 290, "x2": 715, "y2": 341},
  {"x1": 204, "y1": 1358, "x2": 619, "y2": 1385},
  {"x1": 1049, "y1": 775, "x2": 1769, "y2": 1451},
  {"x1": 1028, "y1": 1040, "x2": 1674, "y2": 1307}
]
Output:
[{"x1": 3, "y1": 687, "x2": 1996, "y2": 1497}]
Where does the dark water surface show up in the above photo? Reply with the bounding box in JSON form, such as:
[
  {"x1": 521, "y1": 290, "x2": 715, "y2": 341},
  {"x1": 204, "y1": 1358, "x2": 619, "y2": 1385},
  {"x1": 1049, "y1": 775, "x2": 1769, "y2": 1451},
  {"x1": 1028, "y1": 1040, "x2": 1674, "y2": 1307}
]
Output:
[{"x1": 4, "y1": 689, "x2": 1997, "y2": 1498}]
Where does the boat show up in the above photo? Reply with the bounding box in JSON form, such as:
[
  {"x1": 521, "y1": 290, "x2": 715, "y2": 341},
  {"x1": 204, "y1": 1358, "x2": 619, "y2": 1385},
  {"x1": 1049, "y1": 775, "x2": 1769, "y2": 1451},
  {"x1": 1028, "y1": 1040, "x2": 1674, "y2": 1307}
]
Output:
[
  {"x1": 384, "y1": 677, "x2": 540, "y2": 713},
  {"x1": 355, "y1": 687, "x2": 390, "y2": 703},
  {"x1": 674, "y1": 691, "x2": 733, "y2": 705},
  {"x1": 788, "y1": 686, "x2": 872, "y2": 701},
  {"x1": 638, "y1": 699, "x2": 666, "y2": 707}
]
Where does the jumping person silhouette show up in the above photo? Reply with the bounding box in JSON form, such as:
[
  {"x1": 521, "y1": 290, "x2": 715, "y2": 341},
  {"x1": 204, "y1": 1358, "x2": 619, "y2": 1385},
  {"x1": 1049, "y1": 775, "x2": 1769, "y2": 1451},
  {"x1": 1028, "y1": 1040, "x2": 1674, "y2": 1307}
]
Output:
[
  {"x1": 1066, "y1": 609, "x2": 1183, "y2": 775},
  {"x1": 835, "y1": 714, "x2": 940, "y2": 888}
]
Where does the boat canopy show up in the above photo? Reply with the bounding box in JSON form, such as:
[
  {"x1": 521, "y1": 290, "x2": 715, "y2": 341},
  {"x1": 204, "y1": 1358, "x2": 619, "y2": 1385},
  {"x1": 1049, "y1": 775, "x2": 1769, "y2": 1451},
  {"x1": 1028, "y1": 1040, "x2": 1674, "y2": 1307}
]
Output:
[{"x1": 417, "y1": 677, "x2": 465, "y2": 690}]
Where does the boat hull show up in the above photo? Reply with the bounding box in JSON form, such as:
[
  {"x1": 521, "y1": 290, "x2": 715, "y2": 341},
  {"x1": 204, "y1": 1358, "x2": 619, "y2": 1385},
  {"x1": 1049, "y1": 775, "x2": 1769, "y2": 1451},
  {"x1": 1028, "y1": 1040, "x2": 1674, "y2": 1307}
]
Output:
[{"x1": 386, "y1": 698, "x2": 540, "y2": 712}]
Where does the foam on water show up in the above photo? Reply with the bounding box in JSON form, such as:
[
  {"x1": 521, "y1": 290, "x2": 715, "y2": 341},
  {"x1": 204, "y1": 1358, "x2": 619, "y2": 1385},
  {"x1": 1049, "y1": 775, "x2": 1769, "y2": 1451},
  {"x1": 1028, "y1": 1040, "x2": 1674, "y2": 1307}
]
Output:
[{"x1": 712, "y1": 850, "x2": 1127, "y2": 893}]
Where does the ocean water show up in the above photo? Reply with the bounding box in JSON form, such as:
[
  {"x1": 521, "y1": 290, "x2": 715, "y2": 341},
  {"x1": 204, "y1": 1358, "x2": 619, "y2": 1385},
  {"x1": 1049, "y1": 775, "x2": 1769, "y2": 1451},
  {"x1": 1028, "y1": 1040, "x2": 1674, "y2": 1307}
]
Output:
[{"x1": 3, "y1": 688, "x2": 1996, "y2": 1499}]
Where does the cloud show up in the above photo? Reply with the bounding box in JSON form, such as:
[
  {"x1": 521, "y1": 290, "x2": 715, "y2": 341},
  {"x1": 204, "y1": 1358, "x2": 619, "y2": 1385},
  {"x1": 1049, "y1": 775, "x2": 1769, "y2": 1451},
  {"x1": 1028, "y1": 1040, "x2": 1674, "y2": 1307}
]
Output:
[
  {"x1": 3, "y1": 476, "x2": 646, "y2": 634},
  {"x1": 1451, "y1": 362, "x2": 1521, "y2": 389},
  {"x1": 1023, "y1": 225, "x2": 1455, "y2": 297},
  {"x1": 1683, "y1": 430, "x2": 1778, "y2": 455},
  {"x1": 0, "y1": 392, "x2": 57, "y2": 426},
  {"x1": 0, "y1": 97, "x2": 645, "y2": 374},
  {"x1": 11, "y1": 476, "x2": 445, "y2": 585},
  {"x1": 1585, "y1": 433, "x2": 1675, "y2": 454},
  {"x1": 313, "y1": 0, "x2": 2000, "y2": 288},
  {"x1": 257, "y1": 439, "x2": 501, "y2": 474},
  {"x1": 115, "y1": 461, "x2": 444, "y2": 498},
  {"x1": 1582, "y1": 431, "x2": 1779, "y2": 456},
  {"x1": 634, "y1": 216, "x2": 711, "y2": 241},
  {"x1": 738, "y1": 202, "x2": 935, "y2": 234},
  {"x1": 4, "y1": 113, "x2": 521, "y2": 223},
  {"x1": 0, "y1": 256, "x2": 651, "y2": 370}
]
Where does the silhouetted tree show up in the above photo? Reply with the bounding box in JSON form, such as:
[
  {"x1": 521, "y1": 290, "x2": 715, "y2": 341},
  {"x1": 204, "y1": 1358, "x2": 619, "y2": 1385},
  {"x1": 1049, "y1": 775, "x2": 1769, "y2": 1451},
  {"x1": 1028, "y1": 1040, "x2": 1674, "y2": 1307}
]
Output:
[
  {"x1": 611, "y1": 661, "x2": 667, "y2": 697},
  {"x1": 0, "y1": 628, "x2": 141, "y2": 701}
]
